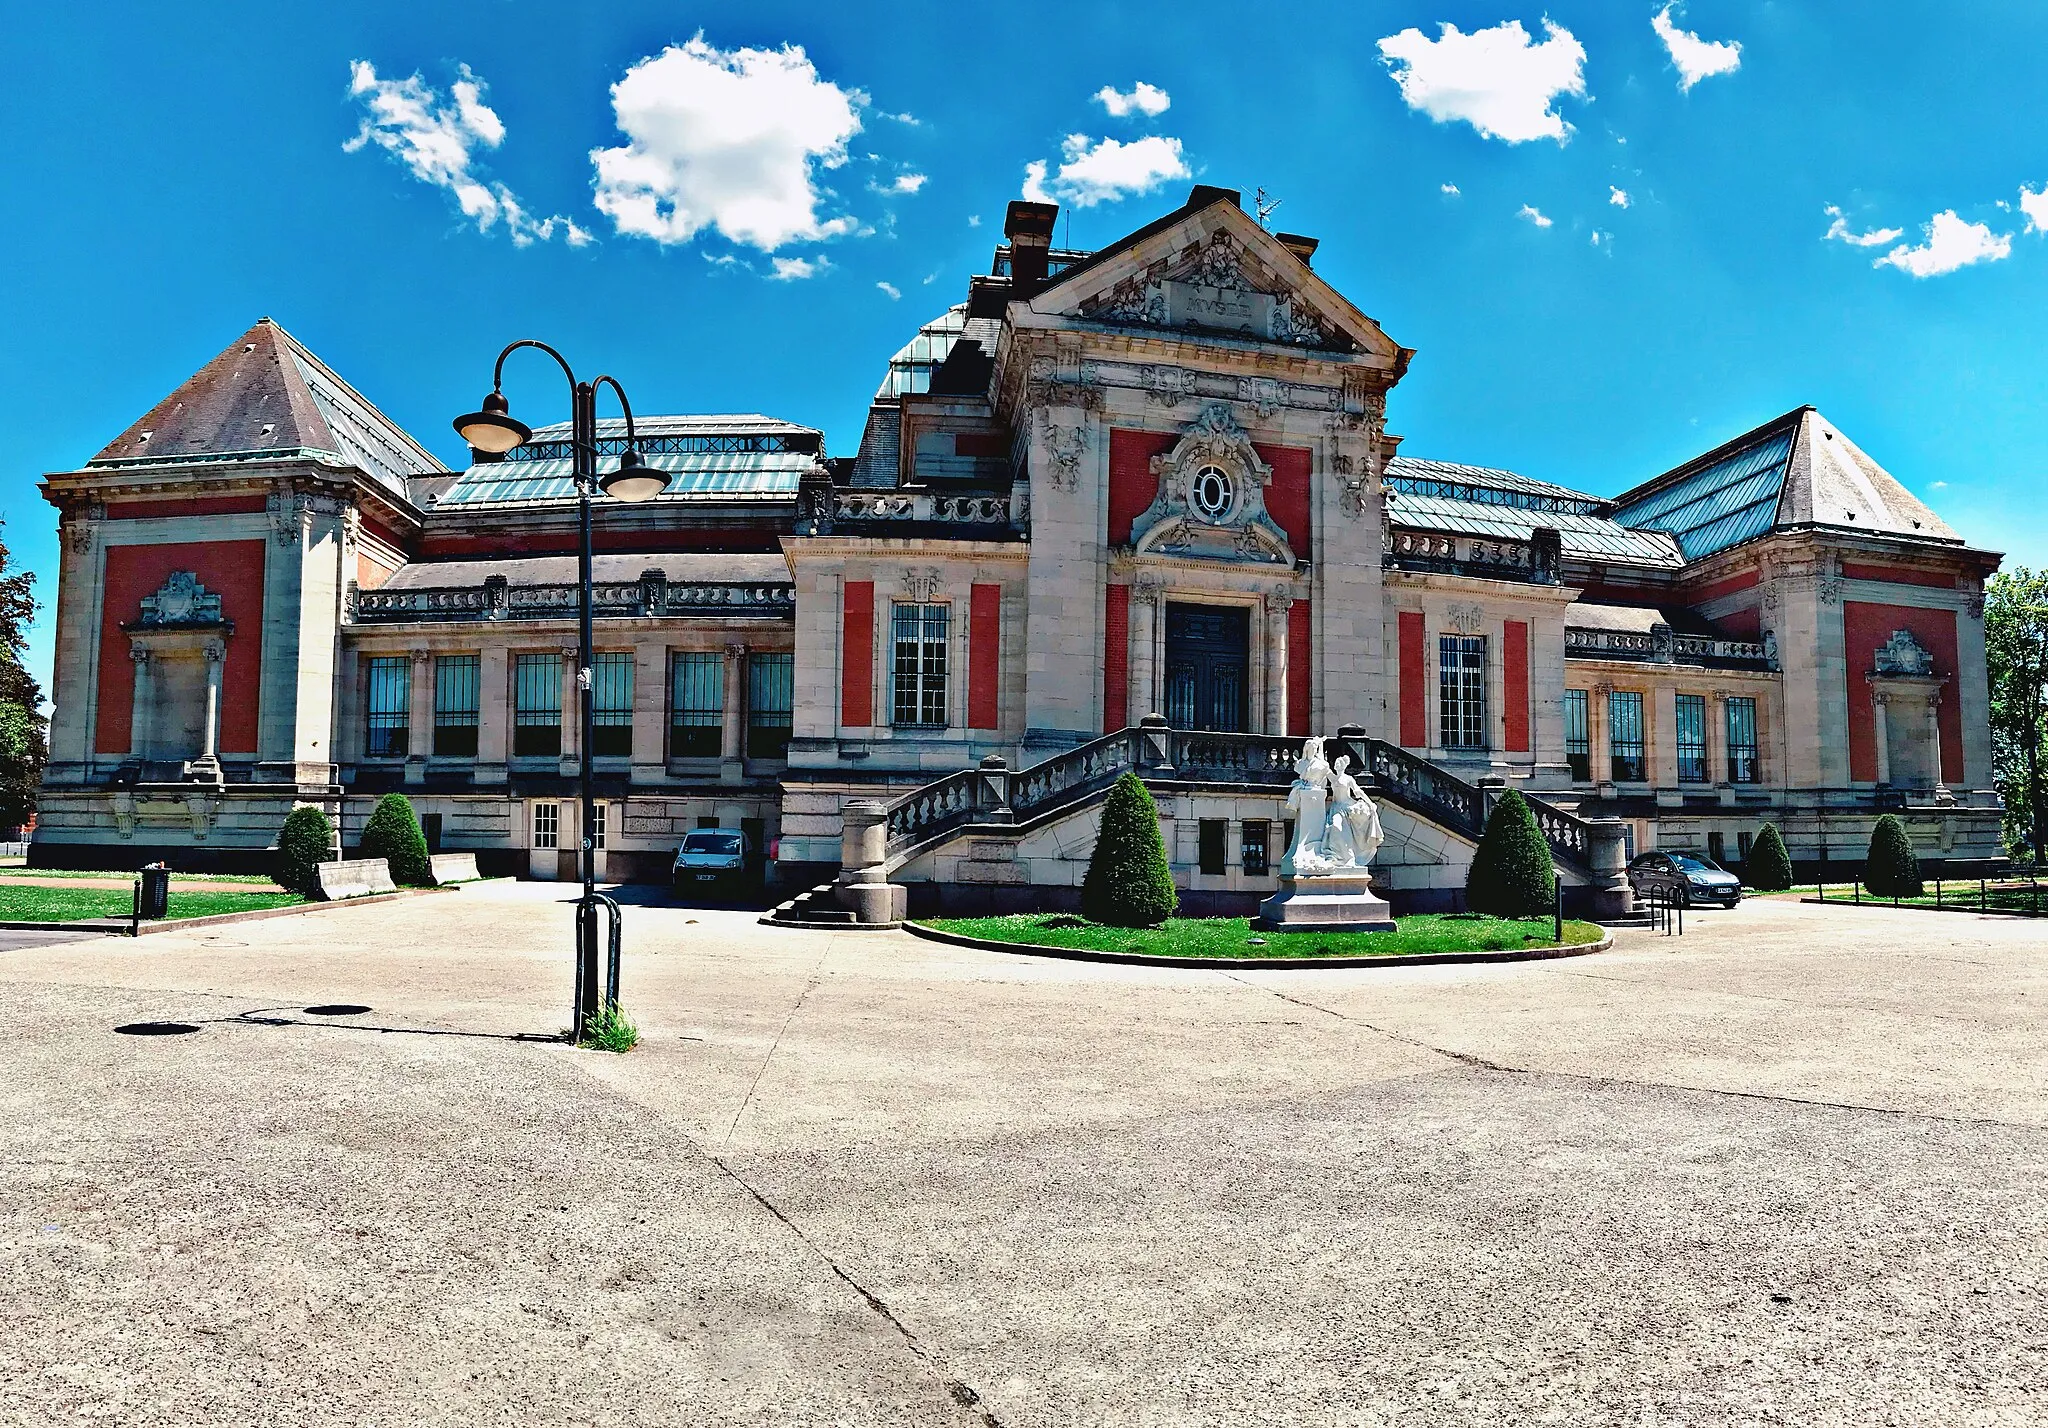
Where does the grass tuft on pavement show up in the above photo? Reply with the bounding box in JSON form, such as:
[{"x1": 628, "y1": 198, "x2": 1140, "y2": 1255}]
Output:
[
  {"x1": 580, "y1": 1005, "x2": 640, "y2": 1052},
  {"x1": 923, "y1": 912, "x2": 1603, "y2": 960}
]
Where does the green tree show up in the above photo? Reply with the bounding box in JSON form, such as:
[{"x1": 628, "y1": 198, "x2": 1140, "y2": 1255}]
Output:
[
  {"x1": 1864, "y1": 814, "x2": 1923, "y2": 899},
  {"x1": 1984, "y1": 569, "x2": 2048, "y2": 861},
  {"x1": 277, "y1": 805, "x2": 335, "y2": 896},
  {"x1": 360, "y1": 792, "x2": 434, "y2": 886},
  {"x1": 1081, "y1": 772, "x2": 1178, "y2": 927},
  {"x1": 1465, "y1": 787, "x2": 1557, "y2": 917},
  {"x1": 0, "y1": 521, "x2": 46, "y2": 831},
  {"x1": 1746, "y1": 822, "x2": 1794, "y2": 892}
]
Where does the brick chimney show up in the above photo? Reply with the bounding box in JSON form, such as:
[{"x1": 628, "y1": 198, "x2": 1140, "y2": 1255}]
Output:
[
  {"x1": 1275, "y1": 232, "x2": 1320, "y2": 266},
  {"x1": 1004, "y1": 201, "x2": 1059, "y2": 297}
]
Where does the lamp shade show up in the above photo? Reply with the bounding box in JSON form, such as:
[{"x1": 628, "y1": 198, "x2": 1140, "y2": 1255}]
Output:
[
  {"x1": 452, "y1": 391, "x2": 531, "y2": 454},
  {"x1": 598, "y1": 449, "x2": 670, "y2": 502}
]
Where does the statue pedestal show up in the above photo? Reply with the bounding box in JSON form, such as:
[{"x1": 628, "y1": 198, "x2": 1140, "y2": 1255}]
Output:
[{"x1": 1254, "y1": 871, "x2": 1396, "y2": 933}]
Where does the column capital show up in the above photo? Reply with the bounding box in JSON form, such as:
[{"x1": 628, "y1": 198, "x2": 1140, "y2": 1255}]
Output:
[
  {"x1": 202, "y1": 640, "x2": 227, "y2": 664},
  {"x1": 1262, "y1": 589, "x2": 1295, "y2": 617},
  {"x1": 724, "y1": 641, "x2": 749, "y2": 662},
  {"x1": 129, "y1": 646, "x2": 151, "y2": 666}
]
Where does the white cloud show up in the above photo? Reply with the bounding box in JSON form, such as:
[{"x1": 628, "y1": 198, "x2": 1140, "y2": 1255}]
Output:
[
  {"x1": 344, "y1": 60, "x2": 586, "y2": 246},
  {"x1": 876, "y1": 280, "x2": 901, "y2": 299},
  {"x1": 967, "y1": 214, "x2": 982, "y2": 228},
  {"x1": 1651, "y1": 5, "x2": 1742, "y2": 90},
  {"x1": 1929, "y1": 480, "x2": 1949, "y2": 490},
  {"x1": 590, "y1": 35, "x2": 864, "y2": 252},
  {"x1": 1376, "y1": 20, "x2": 1587, "y2": 144},
  {"x1": 1441, "y1": 182, "x2": 1461, "y2": 195},
  {"x1": 1094, "y1": 81, "x2": 1171, "y2": 118},
  {"x1": 1823, "y1": 205, "x2": 1904, "y2": 248},
  {"x1": 1022, "y1": 133, "x2": 1190, "y2": 207},
  {"x1": 1590, "y1": 229, "x2": 1610, "y2": 246},
  {"x1": 2021, "y1": 185, "x2": 2048, "y2": 234},
  {"x1": 1518, "y1": 204, "x2": 1553, "y2": 228},
  {"x1": 1609, "y1": 186, "x2": 1631, "y2": 208},
  {"x1": 769, "y1": 255, "x2": 823, "y2": 280},
  {"x1": 891, "y1": 172, "x2": 927, "y2": 194},
  {"x1": 1874, "y1": 211, "x2": 2012, "y2": 277}
]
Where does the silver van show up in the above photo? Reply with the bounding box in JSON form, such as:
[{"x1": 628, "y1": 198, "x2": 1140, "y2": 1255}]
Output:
[{"x1": 672, "y1": 828, "x2": 751, "y2": 894}]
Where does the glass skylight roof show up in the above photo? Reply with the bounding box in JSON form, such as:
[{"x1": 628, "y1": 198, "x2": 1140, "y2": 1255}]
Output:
[
  {"x1": 875, "y1": 305, "x2": 968, "y2": 399},
  {"x1": 1611, "y1": 429, "x2": 1794, "y2": 560}
]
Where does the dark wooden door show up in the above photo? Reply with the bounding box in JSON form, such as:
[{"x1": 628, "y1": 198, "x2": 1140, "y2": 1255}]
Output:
[{"x1": 1163, "y1": 603, "x2": 1249, "y2": 732}]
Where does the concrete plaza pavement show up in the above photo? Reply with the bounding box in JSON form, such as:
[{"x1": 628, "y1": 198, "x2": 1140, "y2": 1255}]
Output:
[{"x1": 2, "y1": 883, "x2": 2046, "y2": 1425}]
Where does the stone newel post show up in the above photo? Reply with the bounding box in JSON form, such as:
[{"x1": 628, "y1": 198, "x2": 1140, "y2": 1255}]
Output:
[
  {"x1": 835, "y1": 799, "x2": 907, "y2": 925},
  {"x1": 1586, "y1": 818, "x2": 1634, "y2": 921}
]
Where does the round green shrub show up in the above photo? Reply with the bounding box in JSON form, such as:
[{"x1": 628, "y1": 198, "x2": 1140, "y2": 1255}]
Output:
[
  {"x1": 1864, "y1": 814, "x2": 1922, "y2": 898},
  {"x1": 360, "y1": 792, "x2": 434, "y2": 887},
  {"x1": 1465, "y1": 787, "x2": 1557, "y2": 917},
  {"x1": 1746, "y1": 822, "x2": 1795, "y2": 891},
  {"x1": 1081, "y1": 772, "x2": 1178, "y2": 928},
  {"x1": 277, "y1": 804, "x2": 334, "y2": 896}
]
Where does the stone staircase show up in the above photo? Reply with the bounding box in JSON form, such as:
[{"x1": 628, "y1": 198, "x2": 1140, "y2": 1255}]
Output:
[{"x1": 770, "y1": 718, "x2": 1613, "y2": 927}]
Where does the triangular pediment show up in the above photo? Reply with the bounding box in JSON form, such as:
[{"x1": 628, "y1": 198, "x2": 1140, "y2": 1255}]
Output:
[{"x1": 1027, "y1": 193, "x2": 1405, "y2": 364}]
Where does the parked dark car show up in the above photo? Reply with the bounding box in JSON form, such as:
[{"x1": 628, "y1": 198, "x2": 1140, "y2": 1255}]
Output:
[
  {"x1": 1627, "y1": 850, "x2": 1743, "y2": 908},
  {"x1": 671, "y1": 828, "x2": 753, "y2": 896}
]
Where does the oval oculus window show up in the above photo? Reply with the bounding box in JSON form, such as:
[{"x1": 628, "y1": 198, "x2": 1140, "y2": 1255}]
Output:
[{"x1": 1190, "y1": 465, "x2": 1234, "y2": 521}]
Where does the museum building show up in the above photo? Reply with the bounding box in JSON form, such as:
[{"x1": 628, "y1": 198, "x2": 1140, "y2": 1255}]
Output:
[{"x1": 32, "y1": 185, "x2": 2006, "y2": 904}]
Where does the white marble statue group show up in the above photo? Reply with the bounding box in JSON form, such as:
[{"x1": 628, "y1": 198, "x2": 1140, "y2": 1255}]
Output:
[{"x1": 1280, "y1": 737, "x2": 1385, "y2": 877}]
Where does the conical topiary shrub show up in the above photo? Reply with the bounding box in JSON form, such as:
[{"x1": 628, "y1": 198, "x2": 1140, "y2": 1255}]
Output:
[
  {"x1": 1465, "y1": 787, "x2": 1557, "y2": 917},
  {"x1": 1746, "y1": 822, "x2": 1794, "y2": 891},
  {"x1": 277, "y1": 804, "x2": 334, "y2": 896},
  {"x1": 1080, "y1": 772, "x2": 1178, "y2": 928},
  {"x1": 360, "y1": 792, "x2": 434, "y2": 886},
  {"x1": 1864, "y1": 813, "x2": 1922, "y2": 899}
]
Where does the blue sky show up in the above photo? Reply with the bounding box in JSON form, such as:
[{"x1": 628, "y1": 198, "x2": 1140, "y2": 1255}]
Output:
[{"x1": 6, "y1": 0, "x2": 2048, "y2": 694}]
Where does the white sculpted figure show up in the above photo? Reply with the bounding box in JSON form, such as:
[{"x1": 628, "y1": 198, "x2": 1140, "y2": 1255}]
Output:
[
  {"x1": 1282, "y1": 739, "x2": 1384, "y2": 877},
  {"x1": 1281, "y1": 737, "x2": 1332, "y2": 876}
]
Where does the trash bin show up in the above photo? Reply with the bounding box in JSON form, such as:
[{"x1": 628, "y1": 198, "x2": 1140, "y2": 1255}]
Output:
[{"x1": 137, "y1": 864, "x2": 171, "y2": 921}]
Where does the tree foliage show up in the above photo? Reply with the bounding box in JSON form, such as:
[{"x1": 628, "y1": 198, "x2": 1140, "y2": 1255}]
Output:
[
  {"x1": 1081, "y1": 773, "x2": 1178, "y2": 928},
  {"x1": 1465, "y1": 787, "x2": 1557, "y2": 917},
  {"x1": 1864, "y1": 814, "x2": 1923, "y2": 899},
  {"x1": 277, "y1": 805, "x2": 335, "y2": 896},
  {"x1": 0, "y1": 521, "x2": 45, "y2": 831},
  {"x1": 1985, "y1": 569, "x2": 2048, "y2": 860},
  {"x1": 1746, "y1": 822, "x2": 1794, "y2": 891},
  {"x1": 360, "y1": 792, "x2": 434, "y2": 886}
]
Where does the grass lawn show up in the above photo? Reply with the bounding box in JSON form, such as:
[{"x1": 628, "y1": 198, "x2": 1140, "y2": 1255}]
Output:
[
  {"x1": 0, "y1": 868, "x2": 281, "y2": 885},
  {"x1": 0, "y1": 885, "x2": 305, "y2": 923},
  {"x1": 921, "y1": 912, "x2": 1605, "y2": 960}
]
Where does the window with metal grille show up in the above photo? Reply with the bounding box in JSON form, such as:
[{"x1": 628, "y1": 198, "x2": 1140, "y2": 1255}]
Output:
[
  {"x1": 1438, "y1": 634, "x2": 1487, "y2": 750},
  {"x1": 748, "y1": 653, "x2": 794, "y2": 760},
  {"x1": 513, "y1": 654, "x2": 563, "y2": 758},
  {"x1": 1608, "y1": 690, "x2": 1646, "y2": 781},
  {"x1": 1198, "y1": 819, "x2": 1228, "y2": 876},
  {"x1": 1242, "y1": 819, "x2": 1271, "y2": 877},
  {"x1": 892, "y1": 603, "x2": 950, "y2": 728},
  {"x1": 365, "y1": 656, "x2": 409, "y2": 759},
  {"x1": 1737, "y1": 830, "x2": 1753, "y2": 863},
  {"x1": 531, "y1": 801, "x2": 558, "y2": 849},
  {"x1": 433, "y1": 655, "x2": 479, "y2": 758},
  {"x1": 1708, "y1": 830, "x2": 1726, "y2": 865},
  {"x1": 1675, "y1": 694, "x2": 1709, "y2": 783},
  {"x1": 1563, "y1": 689, "x2": 1590, "y2": 781},
  {"x1": 592, "y1": 803, "x2": 606, "y2": 851},
  {"x1": 1726, "y1": 697, "x2": 1759, "y2": 783},
  {"x1": 591, "y1": 653, "x2": 633, "y2": 758},
  {"x1": 670, "y1": 653, "x2": 724, "y2": 759}
]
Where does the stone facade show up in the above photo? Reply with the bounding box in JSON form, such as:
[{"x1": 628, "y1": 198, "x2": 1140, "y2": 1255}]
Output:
[{"x1": 34, "y1": 187, "x2": 2006, "y2": 895}]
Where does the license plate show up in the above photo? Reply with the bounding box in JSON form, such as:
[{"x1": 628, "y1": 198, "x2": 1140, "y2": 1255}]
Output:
[{"x1": 694, "y1": 873, "x2": 716, "y2": 882}]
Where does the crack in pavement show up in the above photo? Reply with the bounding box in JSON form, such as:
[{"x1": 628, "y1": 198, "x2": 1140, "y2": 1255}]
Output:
[
  {"x1": 719, "y1": 942, "x2": 833, "y2": 1152},
  {"x1": 1217, "y1": 971, "x2": 2048, "y2": 1131}
]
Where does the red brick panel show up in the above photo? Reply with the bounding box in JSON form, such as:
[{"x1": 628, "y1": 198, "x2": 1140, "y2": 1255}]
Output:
[
  {"x1": 1103, "y1": 584, "x2": 1130, "y2": 734},
  {"x1": 968, "y1": 583, "x2": 1001, "y2": 730},
  {"x1": 1398, "y1": 610, "x2": 1426, "y2": 747},
  {"x1": 1287, "y1": 599, "x2": 1313, "y2": 737},
  {"x1": 105, "y1": 496, "x2": 267, "y2": 521},
  {"x1": 95, "y1": 540, "x2": 267, "y2": 755},
  {"x1": 1503, "y1": 619, "x2": 1530, "y2": 753},
  {"x1": 1686, "y1": 569, "x2": 1761, "y2": 604},
  {"x1": 840, "y1": 581, "x2": 874, "y2": 728},
  {"x1": 1843, "y1": 601, "x2": 1962, "y2": 783},
  {"x1": 1107, "y1": 430, "x2": 1173, "y2": 545},
  {"x1": 1255, "y1": 443, "x2": 1313, "y2": 556}
]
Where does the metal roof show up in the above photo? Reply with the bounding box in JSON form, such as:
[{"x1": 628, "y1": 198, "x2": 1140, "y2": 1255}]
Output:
[
  {"x1": 1610, "y1": 427, "x2": 1795, "y2": 561},
  {"x1": 1388, "y1": 492, "x2": 1685, "y2": 567},
  {"x1": 1384, "y1": 455, "x2": 1604, "y2": 511},
  {"x1": 438, "y1": 450, "x2": 810, "y2": 507}
]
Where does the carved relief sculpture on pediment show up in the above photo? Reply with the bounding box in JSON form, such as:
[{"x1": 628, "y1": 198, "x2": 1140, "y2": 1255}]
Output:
[
  {"x1": 1078, "y1": 232, "x2": 1344, "y2": 349},
  {"x1": 1128, "y1": 404, "x2": 1294, "y2": 567}
]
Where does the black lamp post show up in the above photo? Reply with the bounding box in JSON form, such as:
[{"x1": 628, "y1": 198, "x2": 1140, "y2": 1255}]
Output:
[{"x1": 454, "y1": 341, "x2": 669, "y2": 1042}]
